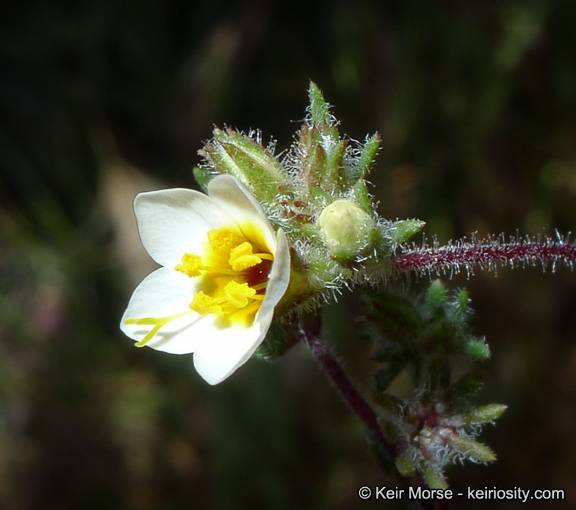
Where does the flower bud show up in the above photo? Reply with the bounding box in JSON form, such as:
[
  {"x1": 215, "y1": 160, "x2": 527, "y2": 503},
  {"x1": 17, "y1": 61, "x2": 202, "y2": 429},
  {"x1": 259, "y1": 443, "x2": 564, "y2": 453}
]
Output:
[
  {"x1": 318, "y1": 200, "x2": 375, "y2": 261},
  {"x1": 200, "y1": 128, "x2": 290, "y2": 203}
]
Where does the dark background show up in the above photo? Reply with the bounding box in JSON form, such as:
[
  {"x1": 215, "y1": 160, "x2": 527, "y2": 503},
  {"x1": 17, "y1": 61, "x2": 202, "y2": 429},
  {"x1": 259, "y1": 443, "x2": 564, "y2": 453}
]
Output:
[{"x1": 2, "y1": 1, "x2": 576, "y2": 508}]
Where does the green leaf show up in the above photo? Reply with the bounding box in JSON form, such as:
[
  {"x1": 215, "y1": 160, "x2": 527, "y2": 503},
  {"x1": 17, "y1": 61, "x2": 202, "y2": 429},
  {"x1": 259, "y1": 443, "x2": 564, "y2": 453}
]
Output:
[
  {"x1": 460, "y1": 337, "x2": 491, "y2": 359},
  {"x1": 364, "y1": 290, "x2": 422, "y2": 341},
  {"x1": 463, "y1": 404, "x2": 507, "y2": 424},
  {"x1": 426, "y1": 279, "x2": 447, "y2": 310}
]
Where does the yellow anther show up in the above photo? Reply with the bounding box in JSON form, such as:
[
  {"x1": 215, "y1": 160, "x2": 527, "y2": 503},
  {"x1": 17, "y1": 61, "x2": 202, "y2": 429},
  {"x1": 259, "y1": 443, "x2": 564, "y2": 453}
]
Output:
[
  {"x1": 175, "y1": 253, "x2": 203, "y2": 277},
  {"x1": 224, "y1": 281, "x2": 256, "y2": 308},
  {"x1": 190, "y1": 291, "x2": 223, "y2": 315},
  {"x1": 229, "y1": 242, "x2": 262, "y2": 271},
  {"x1": 208, "y1": 228, "x2": 242, "y2": 252}
]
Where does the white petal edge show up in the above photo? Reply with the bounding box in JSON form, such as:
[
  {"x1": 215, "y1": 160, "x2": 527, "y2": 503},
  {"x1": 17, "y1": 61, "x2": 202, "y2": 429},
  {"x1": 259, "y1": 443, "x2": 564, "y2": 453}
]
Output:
[
  {"x1": 193, "y1": 229, "x2": 291, "y2": 384},
  {"x1": 207, "y1": 175, "x2": 277, "y2": 252},
  {"x1": 134, "y1": 187, "x2": 238, "y2": 268}
]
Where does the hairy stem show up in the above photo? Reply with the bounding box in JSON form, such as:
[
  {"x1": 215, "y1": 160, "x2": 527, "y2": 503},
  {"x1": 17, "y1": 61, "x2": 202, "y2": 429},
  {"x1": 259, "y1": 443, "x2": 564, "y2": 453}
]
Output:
[
  {"x1": 392, "y1": 233, "x2": 576, "y2": 276},
  {"x1": 300, "y1": 317, "x2": 401, "y2": 480}
]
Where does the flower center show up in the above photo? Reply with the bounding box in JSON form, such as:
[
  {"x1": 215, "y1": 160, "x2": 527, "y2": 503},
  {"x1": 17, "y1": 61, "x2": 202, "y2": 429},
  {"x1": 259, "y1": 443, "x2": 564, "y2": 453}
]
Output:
[
  {"x1": 175, "y1": 227, "x2": 273, "y2": 326},
  {"x1": 125, "y1": 226, "x2": 274, "y2": 348}
]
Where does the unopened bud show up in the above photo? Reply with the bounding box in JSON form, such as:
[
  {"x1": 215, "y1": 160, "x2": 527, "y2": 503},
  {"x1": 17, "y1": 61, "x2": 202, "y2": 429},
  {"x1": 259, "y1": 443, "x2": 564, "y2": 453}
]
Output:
[
  {"x1": 318, "y1": 200, "x2": 375, "y2": 261},
  {"x1": 463, "y1": 404, "x2": 507, "y2": 425}
]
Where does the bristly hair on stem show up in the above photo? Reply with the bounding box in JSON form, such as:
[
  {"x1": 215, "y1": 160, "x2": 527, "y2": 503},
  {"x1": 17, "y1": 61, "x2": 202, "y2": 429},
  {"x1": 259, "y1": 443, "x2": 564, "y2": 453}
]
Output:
[{"x1": 392, "y1": 231, "x2": 576, "y2": 278}]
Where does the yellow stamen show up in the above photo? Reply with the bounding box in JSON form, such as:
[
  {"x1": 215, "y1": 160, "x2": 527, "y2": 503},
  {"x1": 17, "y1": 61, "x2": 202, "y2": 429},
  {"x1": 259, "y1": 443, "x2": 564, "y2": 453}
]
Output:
[
  {"x1": 128, "y1": 223, "x2": 275, "y2": 340},
  {"x1": 224, "y1": 281, "x2": 256, "y2": 308},
  {"x1": 124, "y1": 309, "x2": 194, "y2": 347},
  {"x1": 175, "y1": 253, "x2": 203, "y2": 277},
  {"x1": 229, "y1": 242, "x2": 262, "y2": 271},
  {"x1": 190, "y1": 291, "x2": 223, "y2": 315},
  {"x1": 208, "y1": 228, "x2": 243, "y2": 251}
]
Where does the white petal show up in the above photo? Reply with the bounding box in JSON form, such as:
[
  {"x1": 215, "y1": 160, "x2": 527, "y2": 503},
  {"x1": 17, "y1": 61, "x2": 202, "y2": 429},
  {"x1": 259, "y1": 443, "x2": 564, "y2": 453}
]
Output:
[
  {"x1": 192, "y1": 229, "x2": 291, "y2": 385},
  {"x1": 120, "y1": 267, "x2": 203, "y2": 354},
  {"x1": 207, "y1": 175, "x2": 277, "y2": 252},
  {"x1": 193, "y1": 315, "x2": 273, "y2": 385},
  {"x1": 134, "y1": 188, "x2": 236, "y2": 267},
  {"x1": 255, "y1": 229, "x2": 291, "y2": 319}
]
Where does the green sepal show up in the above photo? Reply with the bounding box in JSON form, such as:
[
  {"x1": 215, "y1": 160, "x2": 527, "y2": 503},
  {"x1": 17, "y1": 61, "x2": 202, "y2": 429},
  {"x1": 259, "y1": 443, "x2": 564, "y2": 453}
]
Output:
[
  {"x1": 309, "y1": 186, "x2": 332, "y2": 209},
  {"x1": 193, "y1": 166, "x2": 212, "y2": 190},
  {"x1": 324, "y1": 139, "x2": 347, "y2": 190},
  {"x1": 389, "y1": 218, "x2": 426, "y2": 245},
  {"x1": 294, "y1": 124, "x2": 324, "y2": 189},
  {"x1": 463, "y1": 404, "x2": 507, "y2": 425},
  {"x1": 356, "y1": 133, "x2": 381, "y2": 179},
  {"x1": 353, "y1": 179, "x2": 372, "y2": 211},
  {"x1": 453, "y1": 288, "x2": 471, "y2": 321},
  {"x1": 253, "y1": 322, "x2": 288, "y2": 360},
  {"x1": 308, "y1": 82, "x2": 335, "y2": 131}
]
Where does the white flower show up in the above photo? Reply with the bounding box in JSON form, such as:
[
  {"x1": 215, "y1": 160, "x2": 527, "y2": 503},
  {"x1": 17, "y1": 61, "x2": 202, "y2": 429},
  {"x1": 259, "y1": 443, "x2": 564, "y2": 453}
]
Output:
[{"x1": 120, "y1": 175, "x2": 290, "y2": 385}]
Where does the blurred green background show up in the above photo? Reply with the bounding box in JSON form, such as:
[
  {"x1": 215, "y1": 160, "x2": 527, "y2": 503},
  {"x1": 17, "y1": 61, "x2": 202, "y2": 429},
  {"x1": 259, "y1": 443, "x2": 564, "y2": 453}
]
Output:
[{"x1": 2, "y1": 1, "x2": 576, "y2": 509}]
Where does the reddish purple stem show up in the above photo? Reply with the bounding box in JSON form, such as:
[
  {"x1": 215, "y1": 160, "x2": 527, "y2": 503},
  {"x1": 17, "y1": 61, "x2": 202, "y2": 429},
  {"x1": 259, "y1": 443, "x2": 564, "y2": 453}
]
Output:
[
  {"x1": 301, "y1": 319, "x2": 400, "y2": 476},
  {"x1": 392, "y1": 236, "x2": 576, "y2": 276}
]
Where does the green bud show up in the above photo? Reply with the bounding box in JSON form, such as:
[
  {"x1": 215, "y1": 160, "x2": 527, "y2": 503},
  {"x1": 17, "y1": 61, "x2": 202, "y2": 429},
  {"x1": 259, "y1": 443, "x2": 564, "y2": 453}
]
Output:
[
  {"x1": 463, "y1": 404, "x2": 507, "y2": 425},
  {"x1": 426, "y1": 279, "x2": 447, "y2": 309},
  {"x1": 449, "y1": 437, "x2": 497, "y2": 463},
  {"x1": 396, "y1": 451, "x2": 418, "y2": 477},
  {"x1": 318, "y1": 199, "x2": 375, "y2": 261},
  {"x1": 200, "y1": 128, "x2": 290, "y2": 203},
  {"x1": 423, "y1": 465, "x2": 448, "y2": 490},
  {"x1": 460, "y1": 337, "x2": 491, "y2": 359}
]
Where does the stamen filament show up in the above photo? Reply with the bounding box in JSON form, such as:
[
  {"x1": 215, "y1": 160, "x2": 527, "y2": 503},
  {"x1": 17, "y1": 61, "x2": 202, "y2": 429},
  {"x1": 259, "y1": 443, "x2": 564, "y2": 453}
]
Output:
[
  {"x1": 125, "y1": 309, "x2": 194, "y2": 347},
  {"x1": 254, "y1": 253, "x2": 274, "y2": 261}
]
